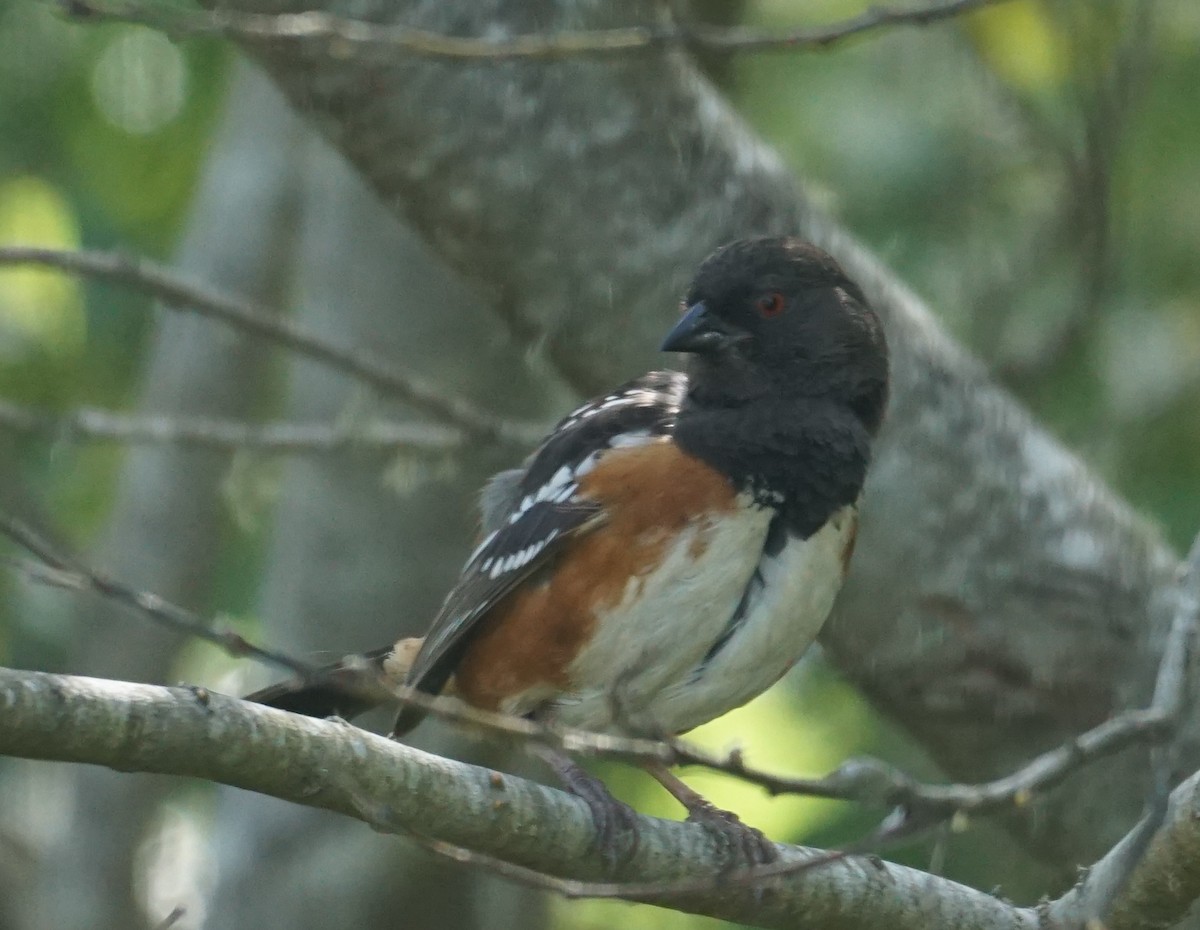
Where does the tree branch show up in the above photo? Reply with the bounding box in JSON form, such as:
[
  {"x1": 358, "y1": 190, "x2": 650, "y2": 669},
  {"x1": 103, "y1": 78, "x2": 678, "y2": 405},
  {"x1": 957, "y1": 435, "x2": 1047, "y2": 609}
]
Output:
[
  {"x1": 675, "y1": 526, "x2": 1198, "y2": 831},
  {"x1": 0, "y1": 399, "x2": 466, "y2": 455},
  {"x1": 7, "y1": 664, "x2": 1200, "y2": 929},
  {"x1": 0, "y1": 247, "x2": 544, "y2": 446},
  {"x1": 1047, "y1": 767, "x2": 1200, "y2": 930},
  {"x1": 0, "y1": 665, "x2": 1043, "y2": 930},
  {"x1": 55, "y1": 0, "x2": 1016, "y2": 61},
  {"x1": 0, "y1": 515, "x2": 316, "y2": 678}
]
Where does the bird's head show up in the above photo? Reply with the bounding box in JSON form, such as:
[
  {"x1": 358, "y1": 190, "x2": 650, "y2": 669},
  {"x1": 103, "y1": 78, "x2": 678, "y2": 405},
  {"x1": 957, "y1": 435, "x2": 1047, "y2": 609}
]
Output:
[{"x1": 662, "y1": 237, "x2": 889, "y2": 435}]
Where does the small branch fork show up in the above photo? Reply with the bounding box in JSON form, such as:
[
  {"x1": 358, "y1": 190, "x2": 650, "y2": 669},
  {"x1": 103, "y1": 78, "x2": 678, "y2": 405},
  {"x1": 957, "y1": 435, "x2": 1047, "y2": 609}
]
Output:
[
  {"x1": 4, "y1": 509, "x2": 1199, "y2": 908},
  {"x1": 0, "y1": 247, "x2": 545, "y2": 447},
  {"x1": 53, "y1": 0, "x2": 1016, "y2": 61}
]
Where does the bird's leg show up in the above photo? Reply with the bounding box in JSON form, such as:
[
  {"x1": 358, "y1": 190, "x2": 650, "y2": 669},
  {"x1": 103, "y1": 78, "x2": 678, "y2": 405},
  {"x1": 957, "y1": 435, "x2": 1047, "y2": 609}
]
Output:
[
  {"x1": 643, "y1": 759, "x2": 778, "y2": 870},
  {"x1": 528, "y1": 744, "x2": 639, "y2": 871}
]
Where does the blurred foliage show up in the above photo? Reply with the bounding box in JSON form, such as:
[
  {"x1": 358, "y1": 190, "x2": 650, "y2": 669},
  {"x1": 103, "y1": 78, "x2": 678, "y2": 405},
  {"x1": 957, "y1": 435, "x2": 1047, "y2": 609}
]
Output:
[
  {"x1": 0, "y1": 0, "x2": 1197, "y2": 928},
  {"x1": 0, "y1": 3, "x2": 228, "y2": 538},
  {"x1": 0, "y1": 176, "x2": 84, "y2": 356}
]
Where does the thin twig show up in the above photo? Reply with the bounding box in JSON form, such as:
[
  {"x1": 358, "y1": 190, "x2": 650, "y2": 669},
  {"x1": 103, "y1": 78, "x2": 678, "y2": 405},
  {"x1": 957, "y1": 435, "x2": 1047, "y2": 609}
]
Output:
[
  {"x1": 242, "y1": 548, "x2": 1197, "y2": 830},
  {"x1": 670, "y1": 531, "x2": 1200, "y2": 833},
  {"x1": 0, "y1": 247, "x2": 545, "y2": 446},
  {"x1": 1068, "y1": 529, "x2": 1200, "y2": 924},
  {"x1": 253, "y1": 601, "x2": 1196, "y2": 840},
  {"x1": 54, "y1": 0, "x2": 1016, "y2": 60},
  {"x1": 0, "y1": 515, "x2": 317, "y2": 678},
  {"x1": 151, "y1": 907, "x2": 187, "y2": 930},
  {"x1": 0, "y1": 512, "x2": 677, "y2": 761},
  {"x1": 671, "y1": 708, "x2": 1172, "y2": 816},
  {"x1": 424, "y1": 834, "x2": 853, "y2": 901},
  {"x1": 0, "y1": 400, "x2": 466, "y2": 455}
]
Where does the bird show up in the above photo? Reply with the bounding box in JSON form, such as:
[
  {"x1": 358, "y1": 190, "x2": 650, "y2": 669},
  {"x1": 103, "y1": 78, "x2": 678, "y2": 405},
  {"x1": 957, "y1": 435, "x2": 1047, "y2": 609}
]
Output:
[{"x1": 247, "y1": 236, "x2": 888, "y2": 864}]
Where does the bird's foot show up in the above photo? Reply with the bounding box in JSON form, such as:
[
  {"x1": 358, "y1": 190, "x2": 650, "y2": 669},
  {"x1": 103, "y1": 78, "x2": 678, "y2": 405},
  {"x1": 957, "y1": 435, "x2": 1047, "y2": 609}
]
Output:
[
  {"x1": 561, "y1": 764, "x2": 642, "y2": 871},
  {"x1": 643, "y1": 760, "x2": 777, "y2": 873},
  {"x1": 531, "y1": 745, "x2": 639, "y2": 872},
  {"x1": 684, "y1": 797, "x2": 778, "y2": 872}
]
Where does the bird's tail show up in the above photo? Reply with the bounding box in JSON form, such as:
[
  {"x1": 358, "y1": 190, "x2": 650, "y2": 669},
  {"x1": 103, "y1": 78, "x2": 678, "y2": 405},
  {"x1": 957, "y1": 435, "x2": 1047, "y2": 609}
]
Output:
[{"x1": 244, "y1": 638, "x2": 426, "y2": 724}]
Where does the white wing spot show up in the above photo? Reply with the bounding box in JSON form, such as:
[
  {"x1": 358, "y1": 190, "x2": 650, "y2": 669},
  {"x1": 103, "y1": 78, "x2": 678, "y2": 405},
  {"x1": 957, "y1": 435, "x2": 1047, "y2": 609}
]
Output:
[
  {"x1": 608, "y1": 430, "x2": 651, "y2": 448},
  {"x1": 573, "y1": 450, "x2": 601, "y2": 478},
  {"x1": 537, "y1": 465, "x2": 574, "y2": 503}
]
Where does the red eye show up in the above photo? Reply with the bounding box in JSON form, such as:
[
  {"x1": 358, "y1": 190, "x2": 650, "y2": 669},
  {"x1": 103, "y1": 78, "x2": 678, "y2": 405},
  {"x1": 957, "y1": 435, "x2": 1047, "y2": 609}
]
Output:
[{"x1": 756, "y1": 292, "x2": 785, "y2": 318}]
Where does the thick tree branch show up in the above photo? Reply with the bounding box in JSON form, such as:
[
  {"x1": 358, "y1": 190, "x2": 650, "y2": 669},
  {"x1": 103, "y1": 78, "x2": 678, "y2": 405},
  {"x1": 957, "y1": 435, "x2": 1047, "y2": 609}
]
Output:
[
  {"x1": 0, "y1": 666, "x2": 1040, "y2": 930},
  {"x1": 6, "y1": 665, "x2": 1200, "y2": 929}
]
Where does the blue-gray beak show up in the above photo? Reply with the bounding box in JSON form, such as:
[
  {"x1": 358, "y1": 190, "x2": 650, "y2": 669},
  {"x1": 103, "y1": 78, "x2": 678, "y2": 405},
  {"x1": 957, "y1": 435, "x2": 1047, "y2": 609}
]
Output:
[{"x1": 660, "y1": 301, "x2": 728, "y2": 354}]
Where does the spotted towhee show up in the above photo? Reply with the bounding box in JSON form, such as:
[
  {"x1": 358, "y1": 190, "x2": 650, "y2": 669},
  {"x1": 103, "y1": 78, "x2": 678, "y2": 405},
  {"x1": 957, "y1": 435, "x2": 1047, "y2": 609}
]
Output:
[{"x1": 249, "y1": 236, "x2": 888, "y2": 859}]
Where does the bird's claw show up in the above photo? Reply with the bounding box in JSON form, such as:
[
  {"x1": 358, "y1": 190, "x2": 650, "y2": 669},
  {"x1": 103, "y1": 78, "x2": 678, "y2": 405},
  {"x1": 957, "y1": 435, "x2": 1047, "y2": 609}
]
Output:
[
  {"x1": 532, "y1": 745, "x2": 639, "y2": 872},
  {"x1": 570, "y1": 776, "x2": 641, "y2": 872},
  {"x1": 686, "y1": 800, "x2": 777, "y2": 873}
]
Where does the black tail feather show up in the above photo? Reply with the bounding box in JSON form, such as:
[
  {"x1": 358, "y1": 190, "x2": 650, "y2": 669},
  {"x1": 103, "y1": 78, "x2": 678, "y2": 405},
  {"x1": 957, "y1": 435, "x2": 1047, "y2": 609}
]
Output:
[
  {"x1": 245, "y1": 647, "x2": 394, "y2": 722},
  {"x1": 390, "y1": 666, "x2": 454, "y2": 738}
]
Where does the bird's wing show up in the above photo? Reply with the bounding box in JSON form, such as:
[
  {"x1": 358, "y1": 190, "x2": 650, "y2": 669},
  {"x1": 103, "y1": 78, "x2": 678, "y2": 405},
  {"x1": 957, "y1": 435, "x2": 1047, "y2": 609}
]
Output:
[{"x1": 397, "y1": 371, "x2": 688, "y2": 726}]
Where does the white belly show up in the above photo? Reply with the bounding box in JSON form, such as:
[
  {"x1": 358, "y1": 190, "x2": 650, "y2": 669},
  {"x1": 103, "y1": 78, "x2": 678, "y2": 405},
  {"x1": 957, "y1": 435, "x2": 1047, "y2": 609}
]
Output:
[
  {"x1": 548, "y1": 500, "x2": 856, "y2": 735},
  {"x1": 652, "y1": 504, "x2": 856, "y2": 733}
]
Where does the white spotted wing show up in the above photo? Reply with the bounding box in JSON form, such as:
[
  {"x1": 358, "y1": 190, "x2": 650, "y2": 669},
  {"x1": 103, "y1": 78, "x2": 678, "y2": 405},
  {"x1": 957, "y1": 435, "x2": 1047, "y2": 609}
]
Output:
[{"x1": 398, "y1": 371, "x2": 688, "y2": 711}]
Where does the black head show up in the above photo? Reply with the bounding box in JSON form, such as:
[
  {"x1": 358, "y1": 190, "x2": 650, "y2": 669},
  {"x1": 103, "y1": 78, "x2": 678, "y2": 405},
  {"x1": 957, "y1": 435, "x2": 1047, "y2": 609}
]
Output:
[{"x1": 662, "y1": 237, "x2": 888, "y2": 435}]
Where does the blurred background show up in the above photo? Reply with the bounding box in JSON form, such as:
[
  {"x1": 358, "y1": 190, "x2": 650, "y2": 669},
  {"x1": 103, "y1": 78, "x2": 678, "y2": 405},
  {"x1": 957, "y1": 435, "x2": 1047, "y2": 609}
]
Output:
[{"x1": 0, "y1": 0, "x2": 1197, "y2": 928}]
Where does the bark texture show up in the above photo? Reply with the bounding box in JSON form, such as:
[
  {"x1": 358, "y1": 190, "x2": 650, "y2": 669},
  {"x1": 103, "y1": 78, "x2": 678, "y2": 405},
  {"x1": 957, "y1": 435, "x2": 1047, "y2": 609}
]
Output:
[{"x1": 0, "y1": 667, "x2": 1053, "y2": 930}]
